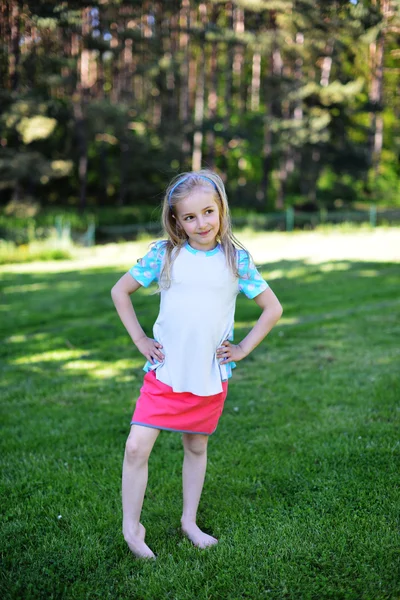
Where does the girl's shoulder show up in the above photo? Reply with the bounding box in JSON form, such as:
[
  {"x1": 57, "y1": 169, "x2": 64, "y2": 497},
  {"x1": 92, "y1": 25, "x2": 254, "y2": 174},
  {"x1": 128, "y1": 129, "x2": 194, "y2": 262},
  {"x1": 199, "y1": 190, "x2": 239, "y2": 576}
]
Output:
[
  {"x1": 130, "y1": 240, "x2": 168, "y2": 288},
  {"x1": 236, "y1": 247, "x2": 249, "y2": 259},
  {"x1": 236, "y1": 247, "x2": 252, "y2": 269},
  {"x1": 150, "y1": 239, "x2": 168, "y2": 253},
  {"x1": 134, "y1": 239, "x2": 167, "y2": 266},
  {"x1": 235, "y1": 248, "x2": 269, "y2": 297},
  {"x1": 142, "y1": 239, "x2": 168, "y2": 262}
]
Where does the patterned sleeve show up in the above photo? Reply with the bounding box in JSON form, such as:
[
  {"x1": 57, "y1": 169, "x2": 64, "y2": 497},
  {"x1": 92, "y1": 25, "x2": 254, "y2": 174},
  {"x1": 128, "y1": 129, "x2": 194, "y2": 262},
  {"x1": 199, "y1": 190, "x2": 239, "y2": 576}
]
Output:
[
  {"x1": 237, "y1": 250, "x2": 269, "y2": 299},
  {"x1": 129, "y1": 241, "x2": 166, "y2": 287}
]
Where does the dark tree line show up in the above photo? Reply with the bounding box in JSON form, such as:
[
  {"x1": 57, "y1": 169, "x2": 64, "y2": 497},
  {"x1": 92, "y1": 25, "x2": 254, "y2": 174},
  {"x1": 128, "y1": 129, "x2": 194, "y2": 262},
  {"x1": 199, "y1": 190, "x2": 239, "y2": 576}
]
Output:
[{"x1": 0, "y1": 0, "x2": 399, "y2": 215}]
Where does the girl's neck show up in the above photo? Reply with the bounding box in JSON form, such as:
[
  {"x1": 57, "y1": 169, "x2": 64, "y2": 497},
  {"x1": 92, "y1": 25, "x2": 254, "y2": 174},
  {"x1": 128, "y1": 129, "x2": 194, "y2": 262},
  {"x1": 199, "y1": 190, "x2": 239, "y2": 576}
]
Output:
[{"x1": 186, "y1": 239, "x2": 218, "y2": 251}]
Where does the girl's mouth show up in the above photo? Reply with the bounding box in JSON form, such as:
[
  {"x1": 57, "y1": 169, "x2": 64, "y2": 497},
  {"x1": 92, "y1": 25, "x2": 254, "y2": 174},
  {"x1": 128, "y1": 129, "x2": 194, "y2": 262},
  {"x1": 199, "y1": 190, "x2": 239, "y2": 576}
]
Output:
[{"x1": 199, "y1": 230, "x2": 211, "y2": 236}]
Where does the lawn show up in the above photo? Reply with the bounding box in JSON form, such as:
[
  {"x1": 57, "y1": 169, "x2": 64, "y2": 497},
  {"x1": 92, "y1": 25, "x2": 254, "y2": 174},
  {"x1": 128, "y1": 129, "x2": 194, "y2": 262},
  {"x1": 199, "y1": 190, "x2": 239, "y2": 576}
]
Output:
[{"x1": 1, "y1": 230, "x2": 399, "y2": 599}]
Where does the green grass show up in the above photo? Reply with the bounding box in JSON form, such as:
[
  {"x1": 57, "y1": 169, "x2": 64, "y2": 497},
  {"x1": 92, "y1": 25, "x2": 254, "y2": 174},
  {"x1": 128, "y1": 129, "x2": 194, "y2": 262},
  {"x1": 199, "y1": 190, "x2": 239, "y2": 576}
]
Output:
[
  {"x1": 0, "y1": 240, "x2": 72, "y2": 265},
  {"x1": 1, "y1": 239, "x2": 399, "y2": 599}
]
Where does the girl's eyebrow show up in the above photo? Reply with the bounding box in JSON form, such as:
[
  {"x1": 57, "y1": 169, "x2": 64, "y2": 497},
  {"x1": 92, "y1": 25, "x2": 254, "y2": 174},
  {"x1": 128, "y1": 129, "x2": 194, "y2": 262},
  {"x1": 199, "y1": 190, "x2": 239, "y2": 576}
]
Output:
[{"x1": 181, "y1": 205, "x2": 214, "y2": 217}]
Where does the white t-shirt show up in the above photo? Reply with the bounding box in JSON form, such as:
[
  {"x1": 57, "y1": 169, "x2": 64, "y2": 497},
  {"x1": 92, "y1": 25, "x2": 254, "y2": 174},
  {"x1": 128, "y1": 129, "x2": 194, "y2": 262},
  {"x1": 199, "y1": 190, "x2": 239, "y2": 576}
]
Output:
[{"x1": 129, "y1": 241, "x2": 269, "y2": 396}]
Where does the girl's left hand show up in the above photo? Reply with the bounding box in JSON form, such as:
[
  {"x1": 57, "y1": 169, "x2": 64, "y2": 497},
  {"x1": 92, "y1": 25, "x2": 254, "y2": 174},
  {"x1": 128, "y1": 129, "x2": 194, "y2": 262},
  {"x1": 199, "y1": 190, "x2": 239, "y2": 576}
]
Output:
[{"x1": 216, "y1": 340, "x2": 247, "y2": 364}]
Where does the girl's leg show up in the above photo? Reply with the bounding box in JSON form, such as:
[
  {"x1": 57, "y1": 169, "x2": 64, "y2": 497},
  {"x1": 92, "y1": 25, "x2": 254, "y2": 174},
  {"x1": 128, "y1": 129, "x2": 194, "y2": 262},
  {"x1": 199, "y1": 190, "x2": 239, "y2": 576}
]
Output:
[
  {"x1": 122, "y1": 424, "x2": 160, "y2": 558},
  {"x1": 181, "y1": 433, "x2": 218, "y2": 548}
]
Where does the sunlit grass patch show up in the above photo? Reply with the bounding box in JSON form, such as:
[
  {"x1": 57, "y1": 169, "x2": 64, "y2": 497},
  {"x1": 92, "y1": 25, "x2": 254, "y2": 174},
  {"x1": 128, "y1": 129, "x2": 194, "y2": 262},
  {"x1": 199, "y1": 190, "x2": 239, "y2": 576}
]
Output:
[
  {"x1": 1, "y1": 228, "x2": 399, "y2": 275},
  {"x1": 0, "y1": 239, "x2": 72, "y2": 265},
  {"x1": 3, "y1": 282, "x2": 51, "y2": 294},
  {"x1": 63, "y1": 357, "x2": 143, "y2": 379},
  {"x1": 12, "y1": 348, "x2": 85, "y2": 365}
]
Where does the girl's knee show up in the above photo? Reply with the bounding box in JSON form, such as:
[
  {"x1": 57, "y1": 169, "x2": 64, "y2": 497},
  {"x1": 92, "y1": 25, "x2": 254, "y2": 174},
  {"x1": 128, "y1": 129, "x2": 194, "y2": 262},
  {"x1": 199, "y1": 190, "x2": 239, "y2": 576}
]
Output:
[
  {"x1": 125, "y1": 438, "x2": 149, "y2": 464},
  {"x1": 183, "y1": 433, "x2": 208, "y2": 455},
  {"x1": 125, "y1": 427, "x2": 159, "y2": 462}
]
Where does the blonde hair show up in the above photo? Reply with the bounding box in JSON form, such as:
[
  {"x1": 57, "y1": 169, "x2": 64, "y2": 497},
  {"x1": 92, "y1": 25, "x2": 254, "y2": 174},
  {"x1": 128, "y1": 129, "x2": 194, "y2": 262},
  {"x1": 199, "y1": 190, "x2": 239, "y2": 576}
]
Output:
[{"x1": 157, "y1": 169, "x2": 249, "y2": 289}]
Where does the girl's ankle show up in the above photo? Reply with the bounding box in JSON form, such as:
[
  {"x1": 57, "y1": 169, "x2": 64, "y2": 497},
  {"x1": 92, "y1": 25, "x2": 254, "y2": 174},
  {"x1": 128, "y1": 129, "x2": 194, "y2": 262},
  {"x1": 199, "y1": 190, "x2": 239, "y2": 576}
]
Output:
[
  {"x1": 123, "y1": 522, "x2": 143, "y2": 539},
  {"x1": 181, "y1": 516, "x2": 196, "y2": 527}
]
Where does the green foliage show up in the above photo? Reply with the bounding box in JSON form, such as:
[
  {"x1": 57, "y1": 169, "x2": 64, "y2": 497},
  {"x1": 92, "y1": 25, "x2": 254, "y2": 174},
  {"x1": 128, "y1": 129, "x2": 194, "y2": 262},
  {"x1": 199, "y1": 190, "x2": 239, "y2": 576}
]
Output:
[
  {"x1": 0, "y1": 0, "x2": 399, "y2": 213},
  {"x1": 16, "y1": 115, "x2": 57, "y2": 144}
]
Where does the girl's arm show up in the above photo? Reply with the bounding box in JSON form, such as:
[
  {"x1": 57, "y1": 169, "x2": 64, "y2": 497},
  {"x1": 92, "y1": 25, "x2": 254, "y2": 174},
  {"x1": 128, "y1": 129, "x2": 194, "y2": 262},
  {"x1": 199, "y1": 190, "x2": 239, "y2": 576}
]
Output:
[
  {"x1": 111, "y1": 273, "x2": 164, "y2": 364},
  {"x1": 216, "y1": 287, "x2": 282, "y2": 364}
]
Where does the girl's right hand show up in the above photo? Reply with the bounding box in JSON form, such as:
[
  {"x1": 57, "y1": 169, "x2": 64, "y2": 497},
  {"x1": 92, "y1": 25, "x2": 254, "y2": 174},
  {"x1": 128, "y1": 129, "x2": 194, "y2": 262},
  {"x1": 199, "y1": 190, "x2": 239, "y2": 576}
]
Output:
[{"x1": 134, "y1": 336, "x2": 164, "y2": 364}]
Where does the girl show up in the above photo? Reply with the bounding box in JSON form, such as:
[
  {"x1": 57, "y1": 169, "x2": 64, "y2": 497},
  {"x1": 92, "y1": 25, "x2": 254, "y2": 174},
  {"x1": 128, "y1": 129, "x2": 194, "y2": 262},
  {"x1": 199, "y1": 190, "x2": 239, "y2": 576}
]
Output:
[{"x1": 111, "y1": 170, "x2": 282, "y2": 559}]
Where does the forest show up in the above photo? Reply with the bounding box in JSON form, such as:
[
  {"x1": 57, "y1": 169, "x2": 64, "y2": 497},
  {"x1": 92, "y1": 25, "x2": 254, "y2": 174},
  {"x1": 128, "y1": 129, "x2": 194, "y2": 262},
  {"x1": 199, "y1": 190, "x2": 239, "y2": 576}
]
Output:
[{"x1": 1, "y1": 0, "x2": 399, "y2": 222}]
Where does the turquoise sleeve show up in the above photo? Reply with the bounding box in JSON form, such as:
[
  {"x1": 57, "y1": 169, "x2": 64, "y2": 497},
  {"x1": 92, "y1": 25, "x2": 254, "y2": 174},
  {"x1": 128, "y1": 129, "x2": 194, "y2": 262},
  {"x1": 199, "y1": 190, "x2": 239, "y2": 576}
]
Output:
[{"x1": 237, "y1": 251, "x2": 269, "y2": 299}]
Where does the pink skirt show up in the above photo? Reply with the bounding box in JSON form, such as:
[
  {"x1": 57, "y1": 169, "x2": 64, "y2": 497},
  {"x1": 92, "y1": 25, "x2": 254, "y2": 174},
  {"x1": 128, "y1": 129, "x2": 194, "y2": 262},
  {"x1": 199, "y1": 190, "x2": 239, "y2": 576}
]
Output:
[{"x1": 131, "y1": 370, "x2": 228, "y2": 435}]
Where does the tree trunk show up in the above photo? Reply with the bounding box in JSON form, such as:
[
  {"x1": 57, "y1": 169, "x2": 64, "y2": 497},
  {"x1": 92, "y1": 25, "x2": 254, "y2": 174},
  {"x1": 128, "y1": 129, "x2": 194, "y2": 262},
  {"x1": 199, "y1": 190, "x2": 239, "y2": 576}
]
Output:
[
  {"x1": 261, "y1": 13, "x2": 282, "y2": 209},
  {"x1": 250, "y1": 49, "x2": 261, "y2": 112},
  {"x1": 179, "y1": 0, "x2": 191, "y2": 167},
  {"x1": 192, "y1": 58, "x2": 205, "y2": 171},
  {"x1": 74, "y1": 100, "x2": 88, "y2": 212},
  {"x1": 118, "y1": 139, "x2": 129, "y2": 207},
  {"x1": 192, "y1": 4, "x2": 207, "y2": 171},
  {"x1": 9, "y1": 0, "x2": 21, "y2": 91},
  {"x1": 233, "y1": 7, "x2": 245, "y2": 116},
  {"x1": 1, "y1": 2, "x2": 10, "y2": 88},
  {"x1": 223, "y1": 3, "x2": 234, "y2": 133},
  {"x1": 369, "y1": 0, "x2": 386, "y2": 175},
  {"x1": 205, "y1": 5, "x2": 218, "y2": 168},
  {"x1": 74, "y1": 7, "x2": 92, "y2": 212},
  {"x1": 320, "y1": 40, "x2": 334, "y2": 87}
]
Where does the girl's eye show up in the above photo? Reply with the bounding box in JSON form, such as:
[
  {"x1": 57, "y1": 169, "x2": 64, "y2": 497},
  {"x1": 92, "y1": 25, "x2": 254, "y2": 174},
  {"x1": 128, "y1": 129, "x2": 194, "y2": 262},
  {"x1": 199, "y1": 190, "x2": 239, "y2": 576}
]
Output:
[{"x1": 183, "y1": 210, "x2": 213, "y2": 221}]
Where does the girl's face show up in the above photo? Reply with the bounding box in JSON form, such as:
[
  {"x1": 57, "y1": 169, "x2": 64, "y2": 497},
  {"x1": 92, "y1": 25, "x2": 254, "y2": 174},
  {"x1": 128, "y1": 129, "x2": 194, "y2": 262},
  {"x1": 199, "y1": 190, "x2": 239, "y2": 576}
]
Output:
[{"x1": 174, "y1": 188, "x2": 220, "y2": 251}]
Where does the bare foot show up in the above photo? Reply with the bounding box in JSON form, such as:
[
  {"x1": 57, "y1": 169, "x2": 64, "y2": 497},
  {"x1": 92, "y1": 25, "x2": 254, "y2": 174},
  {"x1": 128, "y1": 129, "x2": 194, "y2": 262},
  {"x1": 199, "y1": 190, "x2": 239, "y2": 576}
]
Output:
[
  {"x1": 124, "y1": 523, "x2": 156, "y2": 559},
  {"x1": 181, "y1": 521, "x2": 218, "y2": 549}
]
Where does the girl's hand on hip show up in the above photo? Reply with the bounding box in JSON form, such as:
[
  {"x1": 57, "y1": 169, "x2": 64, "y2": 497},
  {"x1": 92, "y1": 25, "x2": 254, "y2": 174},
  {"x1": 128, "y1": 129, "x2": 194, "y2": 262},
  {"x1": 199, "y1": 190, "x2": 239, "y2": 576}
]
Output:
[
  {"x1": 217, "y1": 340, "x2": 247, "y2": 364},
  {"x1": 134, "y1": 336, "x2": 164, "y2": 364}
]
